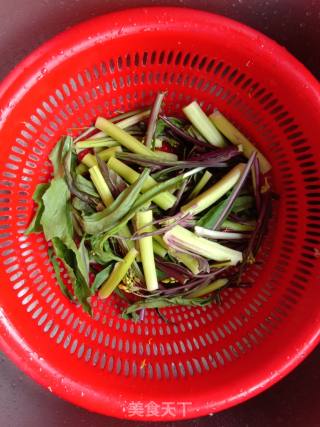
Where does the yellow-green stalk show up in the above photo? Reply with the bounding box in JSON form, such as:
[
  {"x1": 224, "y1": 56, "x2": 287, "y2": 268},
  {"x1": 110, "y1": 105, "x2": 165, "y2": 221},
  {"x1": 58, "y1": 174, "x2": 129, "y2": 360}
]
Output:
[
  {"x1": 99, "y1": 248, "x2": 138, "y2": 299},
  {"x1": 95, "y1": 117, "x2": 170, "y2": 160},
  {"x1": 188, "y1": 125, "x2": 207, "y2": 142},
  {"x1": 136, "y1": 210, "x2": 158, "y2": 291},
  {"x1": 164, "y1": 225, "x2": 243, "y2": 265},
  {"x1": 89, "y1": 110, "x2": 151, "y2": 141},
  {"x1": 81, "y1": 146, "x2": 122, "y2": 168},
  {"x1": 76, "y1": 138, "x2": 119, "y2": 150},
  {"x1": 154, "y1": 151, "x2": 178, "y2": 161},
  {"x1": 187, "y1": 278, "x2": 228, "y2": 298},
  {"x1": 182, "y1": 101, "x2": 226, "y2": 147},
  {"x1": 153, "y1": 239, "x2": 167, "y2": 258},
  {"x1": 187, "y1": 170, "x2": 212, "y2": 200},
  {"x1": 107, "y1": 157, "x2": 176, "y2": 210},
  {"x1": 209, "y1": 109, "x2": 271, "y2": 173},
  {"x1": 116, "y1": 109, "x2": 151, "y2": 129},
  {"x1": 181, "y1": 163, "x2": 245, "y2": 216},
  {"x1": 76, "y1": 163, "x2": 88, "y2": 175},
  {"x1": 89, "y1": 166, "x2": 114, "y2": 207},
  {"x1": 169, "y1": 250, "x2": 201, "y2": 275},
  {"x1": 89, "y1": 166, "x2": 134, "y2": 249},
  {"x1": 222, "y1": 219, "x2": 256, "y2": 231}
]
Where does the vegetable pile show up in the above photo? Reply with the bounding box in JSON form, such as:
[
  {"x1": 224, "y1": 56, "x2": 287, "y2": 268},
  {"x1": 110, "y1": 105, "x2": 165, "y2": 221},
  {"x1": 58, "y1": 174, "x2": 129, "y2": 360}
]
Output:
[{"x1": 26, "y1": 94, "x2": 273, "y2": 320}]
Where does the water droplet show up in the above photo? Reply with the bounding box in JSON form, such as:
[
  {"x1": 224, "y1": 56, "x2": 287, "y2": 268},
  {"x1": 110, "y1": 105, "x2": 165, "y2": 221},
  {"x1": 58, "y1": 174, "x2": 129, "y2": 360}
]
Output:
[{"x1": 41, "y1": 68, "x2": 47, "y2": 75}]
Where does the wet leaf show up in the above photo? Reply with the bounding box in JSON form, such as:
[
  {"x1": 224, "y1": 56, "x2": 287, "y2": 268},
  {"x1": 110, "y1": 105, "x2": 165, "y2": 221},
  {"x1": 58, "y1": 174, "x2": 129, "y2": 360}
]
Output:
[{"x1": 25, "y1": 183, "x2": 50, "y2": 234}]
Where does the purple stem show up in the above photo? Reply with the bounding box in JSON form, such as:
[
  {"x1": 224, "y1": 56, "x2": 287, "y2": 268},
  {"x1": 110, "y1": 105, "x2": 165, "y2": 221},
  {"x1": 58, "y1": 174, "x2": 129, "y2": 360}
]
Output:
[
  {"x1": 155, "y1": 257, "x2": 194, "y2": 283},
  {"x1": 139, "y1": 309, "x2": 145, "y2": 321},
  {"x1": 211, "y1": 152, "x2": 257, "y2": 230},
  {"x1": 116, "y1": 151, "x2": 235, "y2": 171},
  {"x1": 158, "y1": 267, "x2": 227, "y2": 296},
  {"x1": 145, "y1": 91, "x2": 167, "y2": 148},
  {"x1": 188, "y1": 146, "x2": 241, "y2": 162},
  {"x1": 159, "y1": 115, "x2": 210, "y2": 149},
  {"x1": 228, "y1": 213, "x2": 256, "y2": 226},
  {"x1": 169, "y1": 177, "x2": 190, "y2": 215},
  {"x1": 163, "y1": 235, "x2": 210, "y2": 273},
  {"x1": 96, "y1": 154, "x2": 127, "y2": 198},
  {"x1": 252, "y1": 156, "x2": 262, "y2": 212},
  {"x1": 247, "y1": 191, "x2": 272, "y2": 257}
]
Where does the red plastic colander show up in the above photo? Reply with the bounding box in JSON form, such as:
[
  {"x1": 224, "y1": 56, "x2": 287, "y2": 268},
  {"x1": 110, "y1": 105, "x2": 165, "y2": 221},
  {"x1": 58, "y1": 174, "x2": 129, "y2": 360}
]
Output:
[{"x1": 0, "y1": 7, "x2": 319, "y2": 421}]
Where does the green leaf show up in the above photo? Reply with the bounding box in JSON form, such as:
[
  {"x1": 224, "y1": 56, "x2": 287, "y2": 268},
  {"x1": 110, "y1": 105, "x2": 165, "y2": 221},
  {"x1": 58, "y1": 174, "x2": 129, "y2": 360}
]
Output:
[
  {"x1": 52, "y1": 237, "x2": 92, "y2": 315},
  {"x1": 25, "y1": 183, "x2": 50, "y2": 234},
  {"x1": 49, "y1": 136, "x2": 73, "y2": 178},
  {"x1": 48, "y1": 248, "x2": 74, "y2": 300},
  {"x1": 32, "y1": 183, "x2": 50, "y2": 201},
  {"x1": 75, "y1": 174, "x2": 99, "y2": 197},
  {"x1": 91, "y1": 264, "x2": 114, "y2": 292},
  {"x1": 197, "y1": 198, "x2": 228, "y2": 228},
  {"x1": 170, "y1": 117, "x2": 185, "y2": 127},
  {"x1": 82, "y1": 168, "x2": 150, "y2": 235},
  {"x1": 73, "y1": 270, "x2": 92, "y2": 315},
  {"x1": 52, "y1": 237, "x2": 75, "y2": 265},
  {"x1": 76, "y1": 238, "x2": 90, "y2": 284},
  {"x1": 53, "y1": 235, "x2": 90, "y2": 287},
  {"x1": 113, "y1": 287, "x2": 131, "y2": 303},
  {"x1": 40, "y1": 177, "x2": 73, "y2": 245},
  {"x1": 232, "y1": 195, "x2": 254, "y2": 213},
  {"x1": 51, "y1": 237, "x2": 78, "y2": 289},
  {"x1": 157, "y1": 117, "x2": 184, "y2": 136},
  {"x1": 197, "y1": 194, "x2": 255, "y2": 228},
  {"x1": 106, "y1": 168, "x2": 201, "y2": 238},
  {"x1": 90, "y1": 235, "x2": 122, "y2": 264},
  {"x1": 122, "y1": 295, "x2": 213, "y2": 319},
  {"x1": 70, "y1": 151, "x2": 78, "y2": 175},
  {"x1": 72, "y1": 197, "x2": 95, "y2": 215},
  {"x1": 154, "y1": 119, "x2": 166, "y2": 139}
]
